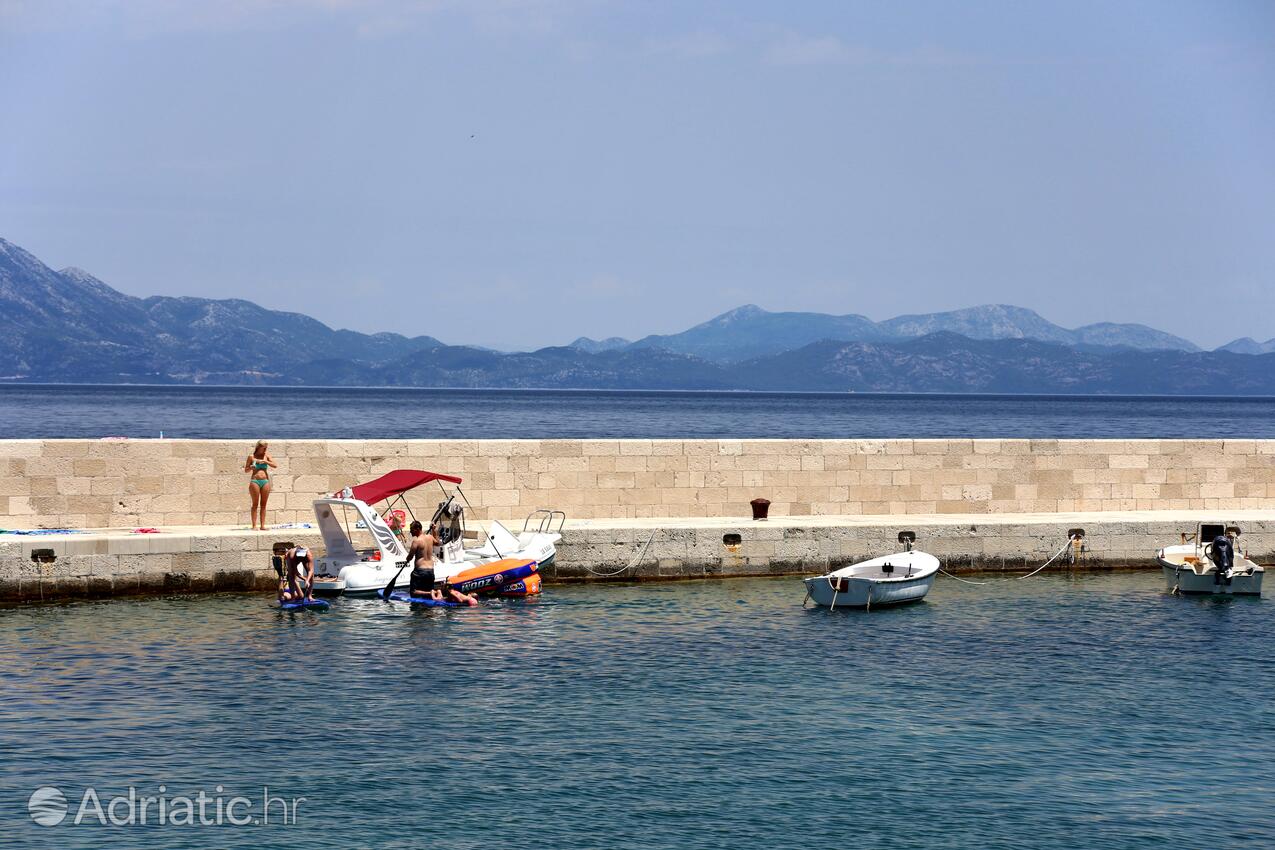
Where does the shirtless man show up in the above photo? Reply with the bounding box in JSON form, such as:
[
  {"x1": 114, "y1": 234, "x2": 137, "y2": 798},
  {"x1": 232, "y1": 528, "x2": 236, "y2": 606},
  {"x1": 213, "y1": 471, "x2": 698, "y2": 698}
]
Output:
[
  {"x1": 286, "y1": 546, "x2": 316, "y2": 603},
  {"x1": 407, "y1": 521, "x2": 442, "y2": 600}
]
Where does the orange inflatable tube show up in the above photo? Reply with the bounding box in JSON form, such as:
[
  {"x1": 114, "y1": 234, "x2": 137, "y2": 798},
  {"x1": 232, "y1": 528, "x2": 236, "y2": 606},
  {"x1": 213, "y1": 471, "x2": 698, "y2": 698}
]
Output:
[
  {"x1": 445, "y1": 558, "x2": 538, "y2": 596},
  {"x1": 498, "y1": 572, "x2": 542, "y2": 597}
]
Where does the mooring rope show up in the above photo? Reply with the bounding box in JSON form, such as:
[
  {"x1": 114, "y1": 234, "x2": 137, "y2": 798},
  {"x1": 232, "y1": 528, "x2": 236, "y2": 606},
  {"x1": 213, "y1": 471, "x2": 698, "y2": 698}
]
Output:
[
  {"x1": 938, "y1": 535, "x2": 1079, "y2": 586},
  {"x1": 578, "y1": 528, "x2": 659, "y2": 577}
]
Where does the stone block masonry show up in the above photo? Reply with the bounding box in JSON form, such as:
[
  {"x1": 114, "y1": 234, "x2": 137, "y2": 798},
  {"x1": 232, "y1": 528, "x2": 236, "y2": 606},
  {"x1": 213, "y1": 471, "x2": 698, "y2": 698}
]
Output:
[
  {"x1": 551, "y1": 512, "x2": 1275, "y2": 582},
  {"x1": 3, "y1": 512, "x2": 1272, "y2": 603},
  {"x1": 0, "y1": 439, "x2": 1272, "y2": 529},
  {"x1": 0, "y1": 527, "x2": 325, "y2": 603}
]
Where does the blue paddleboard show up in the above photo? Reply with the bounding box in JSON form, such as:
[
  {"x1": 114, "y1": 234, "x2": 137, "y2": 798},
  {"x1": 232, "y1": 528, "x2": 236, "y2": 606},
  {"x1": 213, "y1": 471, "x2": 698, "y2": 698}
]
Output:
[
  {"x1": 385, "y1": 590, "x2": 461, "y2": 607},
  {"x1": 276, "y1": 598, "x2": 331, "y2": 611}
]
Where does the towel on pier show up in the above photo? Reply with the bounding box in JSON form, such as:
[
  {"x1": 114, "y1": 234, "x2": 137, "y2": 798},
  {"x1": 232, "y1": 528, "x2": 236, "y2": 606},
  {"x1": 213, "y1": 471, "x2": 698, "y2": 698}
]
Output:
[{"x1": 0, "y1": 528, "x2": 85, "y2": 535}]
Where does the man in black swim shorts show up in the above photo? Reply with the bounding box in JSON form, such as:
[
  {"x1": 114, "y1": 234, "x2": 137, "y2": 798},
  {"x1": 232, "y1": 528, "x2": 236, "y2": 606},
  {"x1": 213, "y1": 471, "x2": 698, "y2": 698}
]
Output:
[
  {"x1": 285, "y1": 546, "x2": 315, "y2": 603},
  {"x1": 407, "y1": 520, "x2": 441, "y2": 599}
]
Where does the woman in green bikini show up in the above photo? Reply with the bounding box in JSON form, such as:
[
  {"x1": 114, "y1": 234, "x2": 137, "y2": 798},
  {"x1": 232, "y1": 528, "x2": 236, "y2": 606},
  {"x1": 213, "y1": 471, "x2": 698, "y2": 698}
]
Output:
[{"x1": 244, "y1": 440, "x2": 277, "y2": 530}]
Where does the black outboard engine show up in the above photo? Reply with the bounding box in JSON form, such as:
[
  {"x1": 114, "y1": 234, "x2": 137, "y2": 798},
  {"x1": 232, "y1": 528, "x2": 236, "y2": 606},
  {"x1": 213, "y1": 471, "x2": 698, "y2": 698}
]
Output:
[
  {"x1": 1209, "y1": 535, "x2": 1234, "y2": 586},
  {"x1": 434, "y1": 499, "x2": 464, "y2": 546}
]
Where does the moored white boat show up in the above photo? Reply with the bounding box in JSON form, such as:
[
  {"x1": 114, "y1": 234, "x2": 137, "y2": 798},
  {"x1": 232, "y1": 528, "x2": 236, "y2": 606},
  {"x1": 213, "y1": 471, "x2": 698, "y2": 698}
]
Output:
[
  {"x1": 803, "y1": 550, "x2": 939, "y2": 610},
  {"x1": 308, "y1": 469, "x2": 562, "y2": 597},
  {"x1": 1156, "y1": 523, "x2": 1264, "y2": 597}
]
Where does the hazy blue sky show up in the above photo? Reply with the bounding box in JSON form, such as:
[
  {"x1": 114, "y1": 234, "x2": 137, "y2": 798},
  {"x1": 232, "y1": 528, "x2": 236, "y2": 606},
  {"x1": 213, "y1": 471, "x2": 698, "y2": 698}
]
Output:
[{"x1": 2, "y1": 1, "x2": 1272, "y2": 349}]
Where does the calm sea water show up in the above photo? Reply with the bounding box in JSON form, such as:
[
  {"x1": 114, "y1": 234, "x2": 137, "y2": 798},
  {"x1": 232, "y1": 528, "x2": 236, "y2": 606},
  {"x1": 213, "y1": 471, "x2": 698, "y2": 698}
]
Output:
[
  {"x1": 3, "y1": 385, "x2": 1275, "y2": 438},
  {"x1": 1, "y1": 574, "x2": 1272, "y2": 849}
]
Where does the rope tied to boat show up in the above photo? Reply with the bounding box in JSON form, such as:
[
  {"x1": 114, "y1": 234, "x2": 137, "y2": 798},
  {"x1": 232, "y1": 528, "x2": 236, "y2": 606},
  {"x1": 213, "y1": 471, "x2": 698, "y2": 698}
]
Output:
[{"x1": 938, "y1": 534, "x2": 1080, "y2": 586}]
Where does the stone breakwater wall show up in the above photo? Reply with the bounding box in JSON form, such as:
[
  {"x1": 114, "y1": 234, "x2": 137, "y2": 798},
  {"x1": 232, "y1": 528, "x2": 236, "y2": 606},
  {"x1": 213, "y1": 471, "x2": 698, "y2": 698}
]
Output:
[
  {"x1": 0, "y1": 439, "x2": 1272, "y2": 529},
  {"x1": 553, "y1": 515, "x2": 1275, "y2": 581},
  {"x1": 4, "y1": 514, "x2": 1273, "y2": 603},
  {"x1": 0, "y1": 528, "x2": 326, "y2": 602}
]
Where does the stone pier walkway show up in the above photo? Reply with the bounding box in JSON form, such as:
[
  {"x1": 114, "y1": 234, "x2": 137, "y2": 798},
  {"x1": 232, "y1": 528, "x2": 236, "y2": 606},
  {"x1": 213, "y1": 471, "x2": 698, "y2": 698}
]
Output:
[
  {"x1": 551, "y1": 509, "x2": 1275, "y2": 580},
  {"x1": 3, "y1": 510, "x2": 1272, "y2": 601}
]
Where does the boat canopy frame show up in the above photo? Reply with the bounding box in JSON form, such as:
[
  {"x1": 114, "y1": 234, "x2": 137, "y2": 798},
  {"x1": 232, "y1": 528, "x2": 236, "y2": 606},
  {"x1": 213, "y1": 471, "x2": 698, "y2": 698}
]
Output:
[{"x1": 338, "y1": 469, "x2": 465, "y2": 539}]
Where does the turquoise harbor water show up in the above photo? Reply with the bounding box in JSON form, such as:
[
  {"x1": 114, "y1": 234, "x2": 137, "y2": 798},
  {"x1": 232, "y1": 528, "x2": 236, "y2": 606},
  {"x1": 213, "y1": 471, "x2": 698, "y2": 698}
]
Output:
[{"x1": 2, "y1": 574, "x2": 1272, "y2": 849}]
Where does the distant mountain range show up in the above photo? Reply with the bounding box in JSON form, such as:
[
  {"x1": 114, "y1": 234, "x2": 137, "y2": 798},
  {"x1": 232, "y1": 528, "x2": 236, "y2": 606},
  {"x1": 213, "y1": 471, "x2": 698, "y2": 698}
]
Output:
[
  {"x1": 3, "y1": 236, "x2": 1273, "y2": 394},
  {"x1": 578, "y1": 303, "x2": 1202, "y2": 362},
  {"x1": 0, "y1": 238, "x2": 440, "y2": 384},
  {"x1": 1217, "y1": 336, "x2": 1275, "y2": 355}
]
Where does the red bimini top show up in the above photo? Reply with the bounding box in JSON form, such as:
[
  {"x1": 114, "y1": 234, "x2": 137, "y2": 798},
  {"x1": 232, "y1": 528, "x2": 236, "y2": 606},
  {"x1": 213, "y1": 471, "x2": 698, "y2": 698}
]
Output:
[{"x1": 346, "y1": 470, "x2": 462, "y2": 504}]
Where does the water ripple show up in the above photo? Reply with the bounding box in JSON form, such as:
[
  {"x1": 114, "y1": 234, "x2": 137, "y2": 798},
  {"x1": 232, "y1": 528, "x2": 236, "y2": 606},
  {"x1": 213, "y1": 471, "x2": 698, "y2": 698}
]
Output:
[{"x1": 1, "y1": 574, "x2": 1272, "y2": 849}]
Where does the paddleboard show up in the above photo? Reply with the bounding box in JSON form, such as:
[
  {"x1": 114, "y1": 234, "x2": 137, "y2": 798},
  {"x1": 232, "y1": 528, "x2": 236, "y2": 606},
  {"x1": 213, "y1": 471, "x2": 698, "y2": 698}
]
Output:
[
  {"x1": 385, "y1": 590, "x2": 461, "y2": 607},
  {"x1": 275, "y1": 598, "x2": 331, "y2": 612}
]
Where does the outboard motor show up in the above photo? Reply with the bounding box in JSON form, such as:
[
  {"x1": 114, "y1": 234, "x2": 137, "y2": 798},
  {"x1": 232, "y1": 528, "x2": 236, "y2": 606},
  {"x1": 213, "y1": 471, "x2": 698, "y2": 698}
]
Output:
[
  {"x1": 435, "y1": 499, "x2": 465, "y2": 545},
  {"x1": 1209, "y1": 535, "x2": 1234, "y2": 586}
]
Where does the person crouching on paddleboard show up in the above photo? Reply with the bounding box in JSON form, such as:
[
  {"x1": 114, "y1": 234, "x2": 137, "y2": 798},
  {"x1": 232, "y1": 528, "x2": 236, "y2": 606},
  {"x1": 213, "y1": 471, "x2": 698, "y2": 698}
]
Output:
[
  {"x1": 286, "y1": 546, "x2": 316, "y2": 603},
  {"x1": 407, "y1": 520, "x2": 443, "y2": 600},
  {"x1": 277, "y1": 559, "x2": 300, "y2": 604}
]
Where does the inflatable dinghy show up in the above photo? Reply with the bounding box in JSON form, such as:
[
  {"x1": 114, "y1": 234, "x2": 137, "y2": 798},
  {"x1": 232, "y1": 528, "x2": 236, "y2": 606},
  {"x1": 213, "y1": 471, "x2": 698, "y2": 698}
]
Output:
[{"x1": 276, "y1": 598, "x2": 331, "y2": 612}]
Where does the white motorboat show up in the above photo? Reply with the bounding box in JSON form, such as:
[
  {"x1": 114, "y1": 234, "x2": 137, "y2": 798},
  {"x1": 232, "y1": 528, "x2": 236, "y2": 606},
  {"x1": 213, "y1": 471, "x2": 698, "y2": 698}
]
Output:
[
  {"x1": 308, "y1": 469, "x2": 563, "y2": 596},
  {"x1": 803, "y1": 548, "x2": 940, "y2": 610},
  {"x1": 1156, "y1": 522, "x2": 1264, "y2": 597}
]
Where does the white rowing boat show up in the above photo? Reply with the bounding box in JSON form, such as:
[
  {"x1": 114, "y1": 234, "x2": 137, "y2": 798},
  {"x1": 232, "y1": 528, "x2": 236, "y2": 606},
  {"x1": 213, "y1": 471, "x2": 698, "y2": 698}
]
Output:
[
  {"x1": 1156, "y1": 523, "x2": 1264, "y2": 597},
  {"x1": 803, "y1": 550, "x2": 939, "y2": 610}
]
